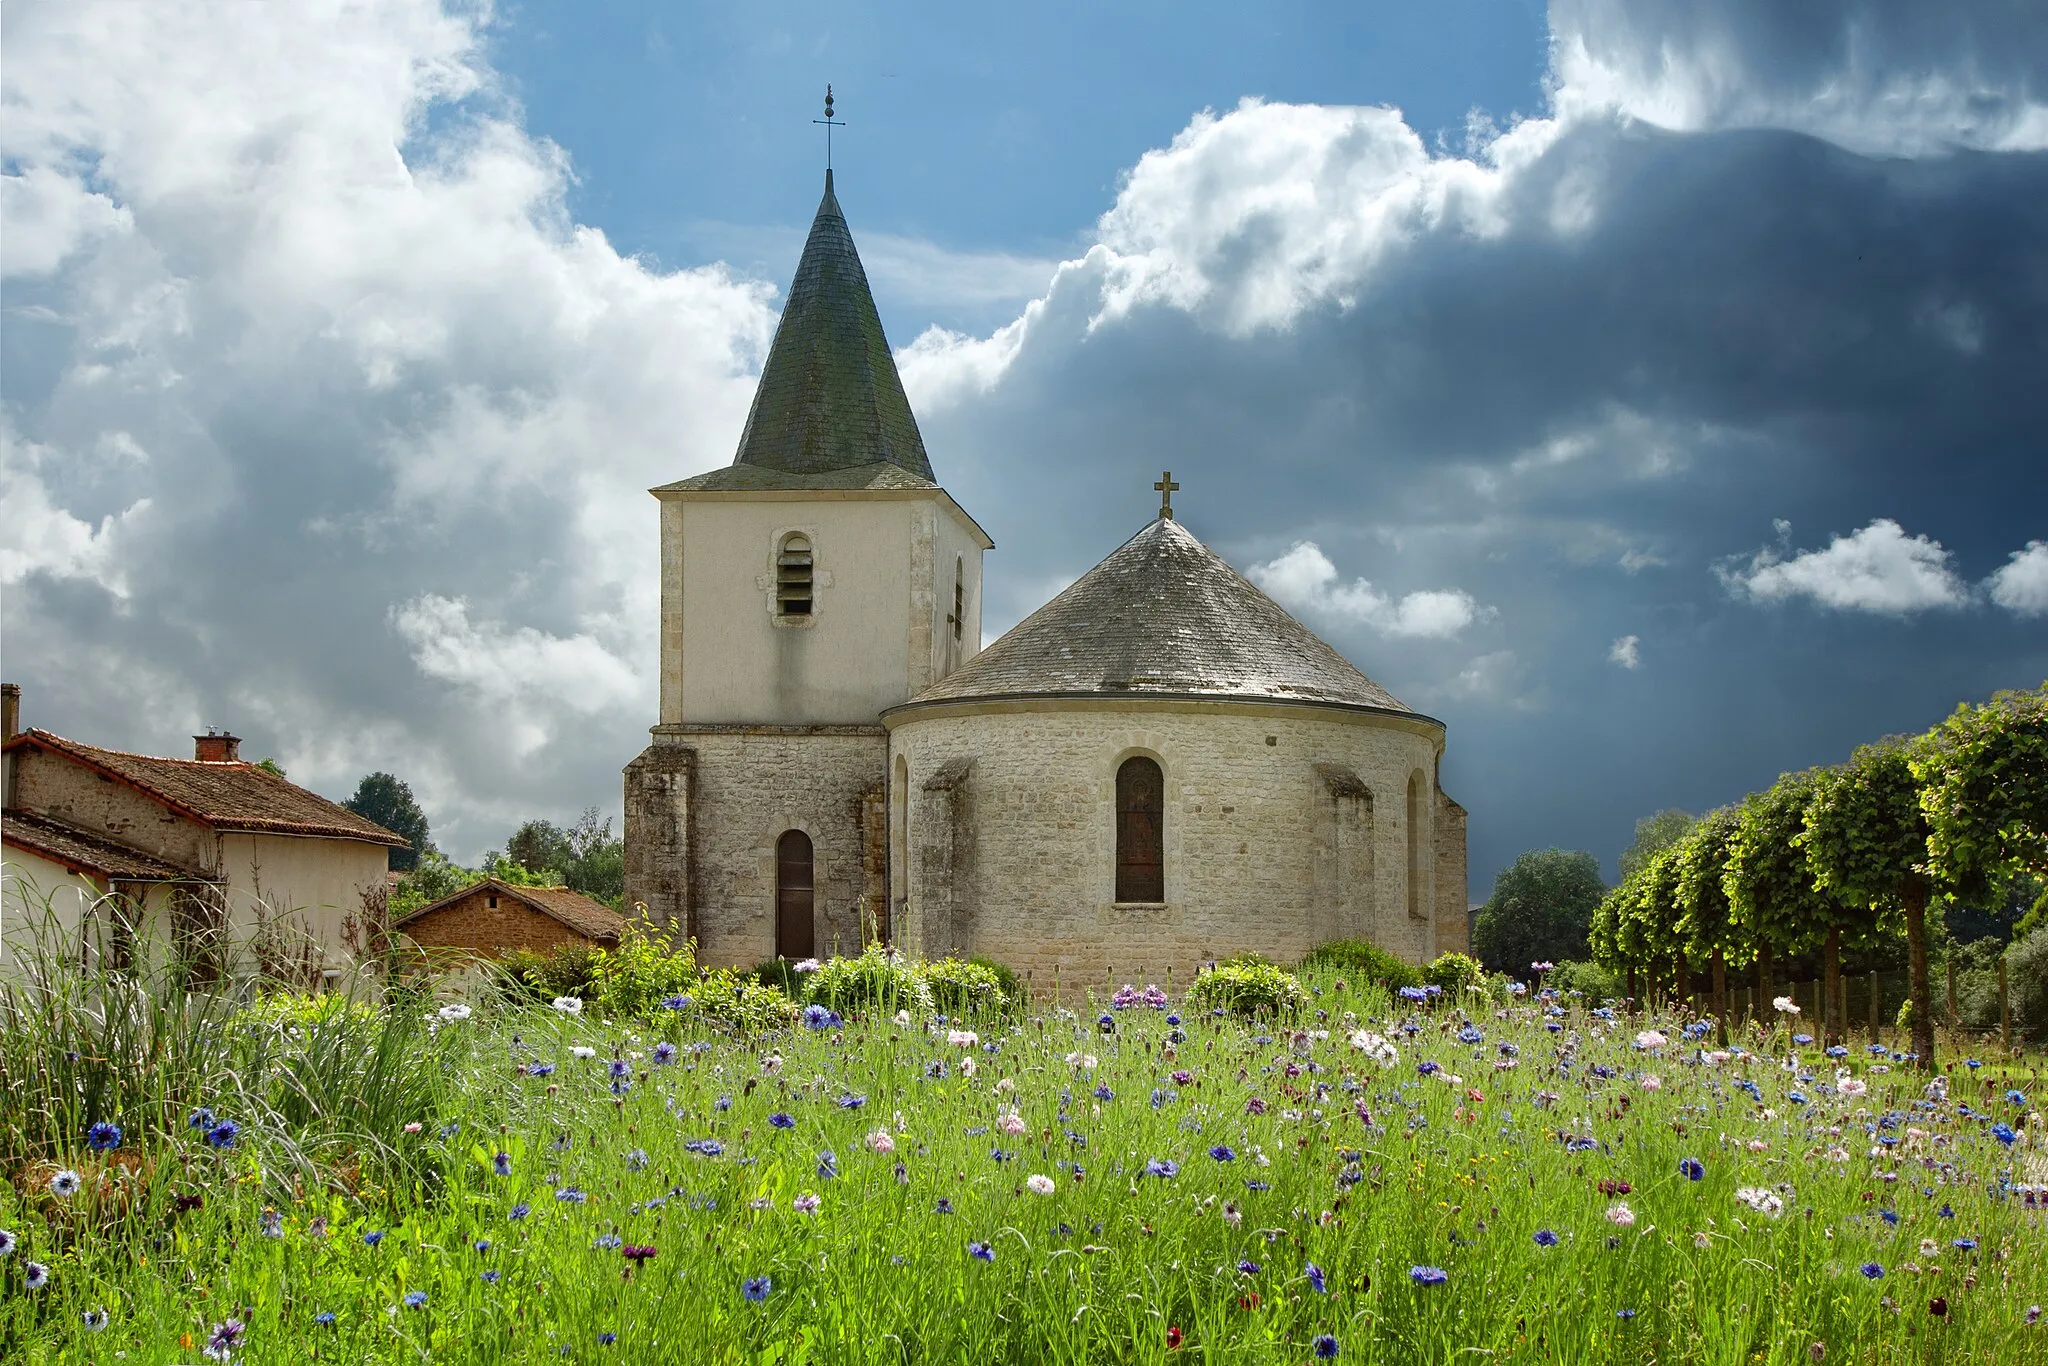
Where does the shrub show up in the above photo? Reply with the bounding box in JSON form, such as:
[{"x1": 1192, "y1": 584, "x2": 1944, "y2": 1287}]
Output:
[
  {"x1": 805, "y1": 945, "x2": 934, "y2": 1016},
  {"x1": 1424, "y1": 952, "x2": 1486, "y2": 995},
  {"x1": 232, "y1": 992, "x2": 381, "y2": 1036},
  {"x1": 1298, "y1": 940, "x2": 1423, "y2": 991},
  {"x1": 498, "y1": 941, "x2": 604, "y2": 1005},
  {"x1": 2008, "y1": 927, "x2": 2048, "y2": 1044},
  {"x1": 921, "y1": 956, "x2": 1011, "y2": 1017},
  {"x1": 751, "y1": 959, "x2": 809, "y2": 997},
  {"x1": 1185, "y1": 954, "x2": 1307, "y2": 1020},
  {"x1": 586, "y1": 918, "x2": 697, "y2": 1018},
  {"x1": 693, "y1": 969, "x2": 798, "y2": 1033},
  {"x1": 1546, "y1": 959, "x2": 1621, "y2": 1002}
]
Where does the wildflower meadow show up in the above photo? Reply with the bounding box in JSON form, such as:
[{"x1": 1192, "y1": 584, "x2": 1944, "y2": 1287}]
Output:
[{"x1": 1, "y1": 929, "x2": 2042, "y2": 1365}]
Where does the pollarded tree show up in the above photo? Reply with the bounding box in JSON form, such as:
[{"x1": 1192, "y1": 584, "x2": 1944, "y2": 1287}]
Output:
[
  {"x1": 1725, "y1": 768, "x2": 1863, "y2": 1044},
  {"x1": 1912, "y1": 683, "x2": 2048, "y2": 904},
  {"x1": 1799, "y1": 738, "x2": 1940, "y2": 1067},
  {"x1": 1671, "y1": 808, "x2": 1746, "y2": 1039}
]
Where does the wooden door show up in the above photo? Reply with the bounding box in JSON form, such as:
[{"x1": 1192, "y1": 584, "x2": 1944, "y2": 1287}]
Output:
[{"x1": 776, "y1": 830, "x2": 815, "y2": 960}]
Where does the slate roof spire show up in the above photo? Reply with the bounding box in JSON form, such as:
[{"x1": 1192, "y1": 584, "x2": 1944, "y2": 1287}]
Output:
[{"x1": 728, "y1": 169, "x2": 935, "y2": 482}]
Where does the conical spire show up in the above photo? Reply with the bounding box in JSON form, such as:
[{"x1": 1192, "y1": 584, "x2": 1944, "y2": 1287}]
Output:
[{"x1": 729, "y1": 171, "x2": 934, "y2": 481}]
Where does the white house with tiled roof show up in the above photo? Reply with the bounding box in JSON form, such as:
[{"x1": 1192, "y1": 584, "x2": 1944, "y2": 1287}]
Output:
[
  {"x1": 624, "y1": 173, "x2": 1468, "y2": 984},
  {"x1": 1, "y1": 686, "x2": 407, "y2": 978}
]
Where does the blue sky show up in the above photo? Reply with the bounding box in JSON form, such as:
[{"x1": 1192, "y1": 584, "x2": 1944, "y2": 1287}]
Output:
[{"x1": 3, "y1": 0, "x2": 2045, "y2": 897}]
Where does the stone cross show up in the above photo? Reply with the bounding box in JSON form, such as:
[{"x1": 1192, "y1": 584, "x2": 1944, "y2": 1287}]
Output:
[{"x1": 1154, "y1": 470, "x2": 1179, "y2": 520}]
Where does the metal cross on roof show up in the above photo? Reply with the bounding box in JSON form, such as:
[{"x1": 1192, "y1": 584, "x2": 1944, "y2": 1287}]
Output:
[
  {"x1": 1154, "y1": 470, "x2": 1179, "y2": 520},
  {"x1": 813, "y1": 84, "x2": 844, "y2": 170}
]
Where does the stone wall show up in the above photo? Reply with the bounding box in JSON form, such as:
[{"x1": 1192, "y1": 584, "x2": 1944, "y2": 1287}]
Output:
[
  {"x1": 627, "y1": 725, "x2": 887, "y2": 968},
  {"x1": 886, "y1": 700, "x2": 1452, "y2": 986},
  {"x1": 9, "y1": 747, "x2": 217, "y2": 872},
  {"x1": 1433, "y1": 791, "x2": 1470, "y2": 956},
  {"x1": 400, "y1": 886, "x2": 603, "y2": 959}
]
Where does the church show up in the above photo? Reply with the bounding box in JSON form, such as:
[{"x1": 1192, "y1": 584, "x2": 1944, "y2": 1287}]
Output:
[{"x1": 623, "y1": 170, "x2": 1467, "y2": 983}]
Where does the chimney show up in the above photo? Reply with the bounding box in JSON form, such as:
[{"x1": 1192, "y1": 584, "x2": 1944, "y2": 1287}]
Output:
[
  {"x1": 194, "y1": 728, "x2": 242, "y2": 763},
  {"x1": 1, "y1": 683, "x2": 17, "y2": 740}
]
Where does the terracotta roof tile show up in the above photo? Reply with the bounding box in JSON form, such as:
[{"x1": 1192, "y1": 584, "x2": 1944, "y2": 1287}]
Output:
[
  {"x1": 4, "y1": 730, "x2": 410, "y2": 846},
  {"x1": 2, "y1": 808, "x2": 214, "y2": 882},
  {"x1": 397, "y1": 877, "x2": 627, "y2": 943}
]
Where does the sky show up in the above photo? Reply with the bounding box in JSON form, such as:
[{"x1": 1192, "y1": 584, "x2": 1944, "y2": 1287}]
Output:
[{"x1": 3, "y1": 0, "x2": 2045, "y2": 897}]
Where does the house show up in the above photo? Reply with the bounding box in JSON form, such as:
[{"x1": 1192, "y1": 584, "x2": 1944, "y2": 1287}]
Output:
[
  {"x1": 1, "y1": 684, "x2": 408, "y2": 978},
  {"x1": 395, "y1": 876, "x2": 626, "y2": 959}
]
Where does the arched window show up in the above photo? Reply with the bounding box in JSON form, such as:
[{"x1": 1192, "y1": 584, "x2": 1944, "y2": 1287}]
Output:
[
  {"x1": 1406, "y1": 770, "x2": 1427, "y2": 919},
  {"x1": 776, "y1": 830, "x2": 815, "y2": 959},
  {"x1": 952, "y1": 557, "x2": 964, "y2": 643},
  {"x1": 1115, "y1": 756, "x2": 1165, "y2": 903},
  {"x1": 776, "y1": 534, "x2": 813, "y2": 617}
]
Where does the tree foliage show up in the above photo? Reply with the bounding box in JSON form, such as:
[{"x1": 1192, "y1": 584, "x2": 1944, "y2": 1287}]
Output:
[
  {"x1": 1619, "y1": 809, "x2": 1695, "y2": 882},
  {"x1": 1911, "y1": 683, "x2": 2048, "y2": 902},
  {"x1": 499, "y1": 808, "x2": 625, "y2": 907},
  {"x1": 1470, "y1": 848, "x2": 1607, "y2": 974},
  {"x1": 342, "y1": 772, "x2": 432, "y2": 871}
]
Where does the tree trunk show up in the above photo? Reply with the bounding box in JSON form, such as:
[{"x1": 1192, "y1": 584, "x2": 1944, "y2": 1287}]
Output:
[
  {"x1": 1823, "y1": 926, "x2": 1843, "y2": 1048},
  {"x1": 1904, "y1": 881, "x2": 1935, "y2": 1069},
  {"x1": 1625, "y1": 965, "x2": 1638, "y2": 1006},
  {"x1": 1712, "y1": 951, "x2": 1729, "y2": 1047},
  {"x1": 1757, "y1": 944, "x2": 1775, "y2": 1006}
]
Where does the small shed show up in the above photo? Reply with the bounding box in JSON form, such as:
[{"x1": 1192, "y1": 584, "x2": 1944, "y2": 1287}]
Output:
[{"x1": 396, "y1": 877, "x2": 626, "y2": 959}]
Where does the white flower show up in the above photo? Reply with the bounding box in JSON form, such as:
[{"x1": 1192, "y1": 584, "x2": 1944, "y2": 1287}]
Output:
[
  {"x1": 997, "y1": 1113, "x2": 1028, "y2": 1135},
  {"x1": 1772, "y1": 996, "x2": 1800, "y2": 1015},
  {"x1": 794, "y1": 958, "x2": 821, "y2": 974},
  {"x1": 570, "y1": 1045, "x2": 597, "y2": 1059},
  {"x1": 960, "y1": 1057, "x2": 977, "y2": 1077},
  {"x1": 1635, "y1": 1030, "x2": 1667, "y2": 1049},
  {"x1": 994, "y1": 1077, "x2": 1016, "y2": 1093},
  {"x1": 1734, "y1": 1186, "x2": 1785, "y2": 1218},
  {"x1": 1838, "y1": 1077, "x2": 1869, "y2": 1097},
  {"x1": 437, "y1": 1002, "x2": 473, "y2": 1022},
  {"x1": 1025, "y1": 1173, "x2": 1056, "y2": 1196},
  {"x1": 947, "y1": 1029, "x2": 979, "y2": 1048},
  {"x1": 1605, "y1": 1201, "x2": 1635, "y2": 1227},
  {"x1": 894, "y1": 1010, "x2": 912, "y2": 1027},
  {"x1": 1064, "y1": 1051, "x2": 1098, "y2": 1070},
  {"x1": 761, "y1": 1053, "x2": 784, "y2": 1075},
  {"x1": 1639, "y1": 1075, "x2": 1662, "y2": 1091},
  {"x1": 551, "y1": 996, "x2": 583, "y2": 1016},
  {"x1": 865, "y1": 1130, "x2": 896, "y2": 1154}
]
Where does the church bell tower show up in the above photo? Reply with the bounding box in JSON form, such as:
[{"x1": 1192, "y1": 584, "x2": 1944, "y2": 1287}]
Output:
[{"x1": 624, "y1": 164, "x2": 991, "y2": 965}]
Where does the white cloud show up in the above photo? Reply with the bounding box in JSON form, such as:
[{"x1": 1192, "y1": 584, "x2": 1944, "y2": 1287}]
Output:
[
  {"x1": 1986, "y1": 540, "x2": 2048, "y2": 616},
  {"x1": 1247, "y1": 541, "x2": 1483, "y2": 639},
  {"x1": 1618, "y1": 550, "x2": 1666, "y2": 574},
  {"x1": 1721, "y1": 519, "x2": 1970, "y2": 614},
  {"x1": 1608, "y1": 635, "x2": 1641, "y2": 669}
]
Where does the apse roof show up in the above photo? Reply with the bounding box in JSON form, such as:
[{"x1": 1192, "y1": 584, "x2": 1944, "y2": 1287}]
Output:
[{"x1": 898, "y1": 517, "x2": 1426, "y2": 719}]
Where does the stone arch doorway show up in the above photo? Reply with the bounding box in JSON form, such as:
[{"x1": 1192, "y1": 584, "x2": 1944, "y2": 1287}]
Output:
[{"x1": 776, "y1": 829, "x2": 815, "y2": 960}]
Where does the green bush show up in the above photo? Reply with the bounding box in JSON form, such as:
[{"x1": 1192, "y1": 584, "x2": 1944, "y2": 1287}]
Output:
[
  {"x1": 1546, "y1": 959, "x2": 1620, "y2": 1002},
  {"x1": 1299, "y1": 939, "x2": 1423, "y2": 990},
  {"x1": 232, "y1": 991, "x2": 381, "y2": 1035},
  {"x1": 1424, "y1": 952, "x2": 1486, "y2": 995},
  {"x1": 586, "y1": 918, "x2": 697, "y2": 1018},
  {"x1": 751, "y1": 958, "x2": 808, "y2": 997},
  {"x1": 1185, "y1": 954, "x2": 1307, "y2": 1020},
  {"x1": 498, "y1": 941, "x2": 604, "y2": 1005},
  {"x1": 921, "y1": 956, "x2": 1011, "y2": 1017},
  {"x1": 693, "y1": 969, "x2": 798, "y2": 1032},
  {"x1": 805, "y1": 945, "x2": 934, "y2": 1016},
  {"x1": 2006, "y1": 927, "x2": 2048, "y2": 1044}
]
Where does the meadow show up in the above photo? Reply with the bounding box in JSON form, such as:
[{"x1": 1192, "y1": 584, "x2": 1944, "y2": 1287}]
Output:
[{"x1": 0, "y1": 934, "x2": 2041, "y2": 1365}]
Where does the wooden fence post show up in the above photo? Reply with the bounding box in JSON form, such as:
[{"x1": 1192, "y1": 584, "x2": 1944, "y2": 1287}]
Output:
[
  {"x1": 1999, "y1": 957, "x2": 2011, "y2": 1052},
  {"x1": 1868, "y1": 971, "x2": 1881, "y2": 1044}
]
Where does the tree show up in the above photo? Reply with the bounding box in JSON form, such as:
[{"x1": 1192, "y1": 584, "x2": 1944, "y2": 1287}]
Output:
[
  {"x1": 506, "y1": 820, "x2": 573, "y2": 880},
  {"x1": 500, "y1": 808, "x2": 625, "y2": 907},
  {"x1": 1619, "y1": 809, "x2": 1696, "y2": 883},
  {"x1": 1725, "y1": 768, "x2": 1855, "y2": 1040},
  {"x1": 1912, "y1": 683, "x2": 2048, "y2": 905},
  {"x1": 1471, "y1": 848, "x2": 1607, "y2": 975},
  {"x1": 1800, "y1": 738, "x2": 1940, "y2": 1067},
  {"x1": 343, "y1": 772, "x2": 432, "y2": 871},
  {"x1": 1670, "y1": 808, "x2": 1744, "y2": 1039}
]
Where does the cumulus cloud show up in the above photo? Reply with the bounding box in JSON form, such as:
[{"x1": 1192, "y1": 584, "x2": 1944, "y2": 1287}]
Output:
[
  {"x1": 1247, "y1": 542, "x2": 1483, "y2": 639},
  {"x1": 1987, "y1": 541, "x2": 2048, "y2": 616},
  {"x1": 1609, "y1": 635, "x2": 1641, "y2": 669},
  {"x1": 1720, "y1": 519, "x2": 1971, "y2": 614}
]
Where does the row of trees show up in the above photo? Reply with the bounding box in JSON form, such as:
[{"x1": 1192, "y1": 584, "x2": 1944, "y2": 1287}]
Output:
[{"x1": 1589, "y1": 684, "x2": 2046, "y2": 1066}]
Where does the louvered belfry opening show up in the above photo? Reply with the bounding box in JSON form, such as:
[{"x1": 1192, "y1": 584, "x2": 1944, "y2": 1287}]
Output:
[
  {"x1": 775, "y1": 829, "x2": 816, "y2": 960},
  {"x1": 1115, "y1": 756, "x2": 1165, "y2": 903},
  {"x1": 777, "y1": 534, "x2": 814, "y2": 617}
]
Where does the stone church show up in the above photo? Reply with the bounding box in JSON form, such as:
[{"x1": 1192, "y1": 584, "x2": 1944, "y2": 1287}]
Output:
[{"x1": 623, "y1": 171, "x2": 1467, "y2": 982}]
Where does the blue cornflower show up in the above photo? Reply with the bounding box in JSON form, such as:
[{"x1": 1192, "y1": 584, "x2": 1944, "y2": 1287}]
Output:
[
  {"x1": 1144, "y1": 1158, "x2": 1180, "y2": 1179},
  {"x1": 1098, "y1": 1013, "x2": 1116, "y2": 1034},
  {"x1": 1399, "y1": 986, "x2": 1429, "y2": 1002},
  {"x1": 555, "y1": 1186, "x2": 587, "y2": 1203},
  {"x1": 1991, "y1": 1123, "x2": 2018, "y2": 1146},
  {"x1": 1826, "y1": 1045, "x2": 1849, "y2": 1058},
  {"x1": 1456, "y1": 1025, "x2": 1483, "y2": 1045},
  {"x1": 661, "y1": 994, "x2": 692, "y2": 1011},
  {"x1": 1166, "y1": 1014, "x2": 1182, "y2": 1026},
  {"x1": 83, "y1": 1308, "x2": 110, "y2": 1331},
  {"x1": 1534, "y1": 1229, "x2": 1560, "y2": 1246},
  {"x1": 598, "y1": 1332, "x2": 617, "y2": 1346},
  {"x1": 1093, "y1": 1083, "x2": 1114, "y2": 1101},
  {"x1": 1953, "y1": 1237, "x2": 1978, "y2": 1251},
  {"x1": 473, "y1": 1239, "x2": 492, "y2": 1253},
  {"x1": 362, "y1": 1229, "x2": 384, "y2": 1246},
  {"x1": 204, "y1": 1120, "x2": 239, "y2": 1149},
  {"x1": 1417, "y1": 1061, "x2": 1441, "y2": 1076},
  {"x1": 493, "y1": 1151, "x2": 512, "y2": 1176},
  {"x1": 508, "y1": 1203, "x2": 531, "y2": 1220},
  {"x1": 626, "y1": 1148, "x2": 649, "y2": 1171},
  {"x1": 715, "y1": 1095, "x2": 733, "y2": 1111},
  {"x1": 1792, "y1": 1033, "x2": 1813, "y2": 1046},
  {"x1": 1410, "y1": 1265, "x2": 1449, "y2": 1286},
  {"x1": 526, "y1": 1062, "x2": 555, "y2": 1077},
  {"x1": 1860, "y1": 1262, "x2": 1885, "y2": 1280},
  {"x1": 648, "y1": 1041, "x2": 678, "y2": 1065},
  {"x1": 769, "y1": 1112, "x2": 796, "y2": 1129},
  {"x1": 801, "y1": 1004, "x2": 840, "y2": 1030},
  {"x1": 593, "y1": 1233, "x2": 622, "y2": 1249},
  {"x1": 1617, "y1": 1309, "x2": 1637, "y2": 1320},
  {"x1": 1305, "y1": 1261, "x2": 1327, "y2": 1293},
  {"x1": 49, "y1": 1169, "x2": 82, "y2": 1197},
  {"x1": 1679, "y1": 1158, "x2": 1705, "y2": 1181},
  {"x1": 968, "y1": 1241, "x2": 995, "y2": 1262},
  {"x1": 608, "y1": 1058, "x2": 631, "y2": 1079},
  {"x1": 188, "y1": 1107, "x2": 216, "y2": 1131},
  {"x1": 1313, "y1": 1333, "x2": 1340, "y2": 1359},
  {"x1": 2006, "y1": 1089, "x2": 2028, "y2": 1107},
  {"x1": 1245, "y1": 1179, "x2": 1271, "y2": 1192},
  {"x1": 1964, "y1": 1058, "x2": 1982, "y2": 1070},
  {"x1": 1209, "y1": 1145, "x2": 1236, "y2": 1162},
  {"x1": 936, "y1": 1198, "x2": 954, "y2": 1214},
  {"x1": 313, "y1": 1311, "x2": 336, "y2": 1326},
  {"x1": 817, "y1": 1150, "x2": 839, "y2": 1180},
  {"x1": 925, "y1": 1060, "x2": 948, "y2": 1079},
  {"x1": 836, "y1": 1093, "x2": 866, "y2": 1110},
  {"x1": 86, "y1": 1121, "x2": 122, "y2": 1151},
  {"x1": 1238, "y1": 1259, "x2": 1260, "y2": 1275},
  {"x1": 404, "y1": 1290, "x2": 427, "y2": 1308},
  {"x1": 482, "y1": 1270, "x2": 501, "y2": 1284},
  {"x1": 743, "y1": 1275, "x2": 772, "y2": 1302}
]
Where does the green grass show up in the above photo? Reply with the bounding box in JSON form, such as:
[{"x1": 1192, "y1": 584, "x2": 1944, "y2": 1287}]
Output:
[{"x1": 0, "y1": 932, "x2": 2042, "y2": 1363}]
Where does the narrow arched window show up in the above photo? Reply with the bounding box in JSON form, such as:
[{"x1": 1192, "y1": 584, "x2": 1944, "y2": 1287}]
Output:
[
  {"x1": 776, "y1": 830, "x2": 815, "y2": 959},
  {"x1": 777, "y1": 534, "x2": 813, "y2": 617},
  {"x1": 1116, "y1": 756, "x2": 1165, "y2": 903},
  {"x1": 1406, "y1": 770, "x2": 1427, "y2": 918},
  {"x1": 952, "y1": 557, "x2": 964, "y2": 642}
]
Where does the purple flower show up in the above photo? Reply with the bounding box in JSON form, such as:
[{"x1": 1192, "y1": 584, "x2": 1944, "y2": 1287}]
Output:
[
  {"x1": 1314, "y1": 1335, "x2": 1340, "y2": 1360},
  {"x1": 1410, "y1": 1265, "x2": 1449, "y2": 1286},
  {"x1": 968, "y1": 1241, "x2": 995, "y2": 1262},
  {"x1": 1679, "y1": 1158, "x2": 1705, "y2": 1181},
  {"x1": 661, "y1": 994, "x2": 692, "y2": 1011},
  {"x1": 769, "y1": 1112, "x2": 796, "y2": 1129},
  {"x1": 608, "y1": 1058, "x2": 631, "y2": 1079},
  {"x1": 1209, "y1": 1145, "x2": 1236, "y2": 1162},
  {"x1": 493, "y1": 1152, "x2": 512, "y2": 1177},
  {"x1": 204, "y1": 1120, "x2": 240, "y2": 1149},
  {"x1": 404, "y1": 1290, "x2": 427, "y2": 1308},
  {"x1": 86, "y1": 1122, "x2": 122, "y2": 1151},
  {"x1": 203, "y1": 1317, "x2": 245, "y2": 1360},
  {"x1": 526, "y1": 1062, "x2": 555, "y2": 1077},
  {"x1": 508, "y1": 1203, "x2": 531, "y2": 1220},
  {"x1": 362, "y1": 1230, "x2": 384, "y2": 1247},
  {"x1": 1534, "y1": 1229, "x2": 1559, "y2": 1246},
  {"x1": 1861, "y1": 1263, "x2": 1885, "y2": 1280},
  {"x1": 743, "y1": 1275, "x2": 772, "y2": 1302},
  {"x1": 1238, "y1": 1259, "x2": 1261, "y2": 1275},
  {"x1": 1305, "y1": 1261, "x2": 1327, "y2": 1293},
  {"x1": 1144, "y1": 1158, "x2": 1180, "y2": 1179}
]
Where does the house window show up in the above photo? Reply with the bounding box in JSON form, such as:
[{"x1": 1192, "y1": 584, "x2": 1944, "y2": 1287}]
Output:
[
  {"x1": 487, "y1": 894, "x2": 498, "y2": 909},
  {"x1": 952, "y1": 557, "x2": 964, "y2": 642},
  {"x1": 1115, "y1": 756, "x2": 1165, "y2": 903},
  {"x1": 777, "y1": 534, "x2": 814, "y2": 617},
  {"x1": 776, "y1": 829, "x2": 816, "y2": 959}
]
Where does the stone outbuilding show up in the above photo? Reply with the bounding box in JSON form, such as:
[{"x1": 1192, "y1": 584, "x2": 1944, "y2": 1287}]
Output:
[
  {"x1": 625, "y1": 169, "x2": 1467, "y2": 985},
  {"x1": 1, "y1": 694, "x2": 408, "y2": 978},
  {"x1": 396, "y1": 877, "x2": 626, "y2": 960}
]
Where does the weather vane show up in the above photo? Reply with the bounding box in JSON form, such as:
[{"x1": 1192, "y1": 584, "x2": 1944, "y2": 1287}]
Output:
[{"x1": 813, "y1": 84, "x2": 844, "y2": 170}]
